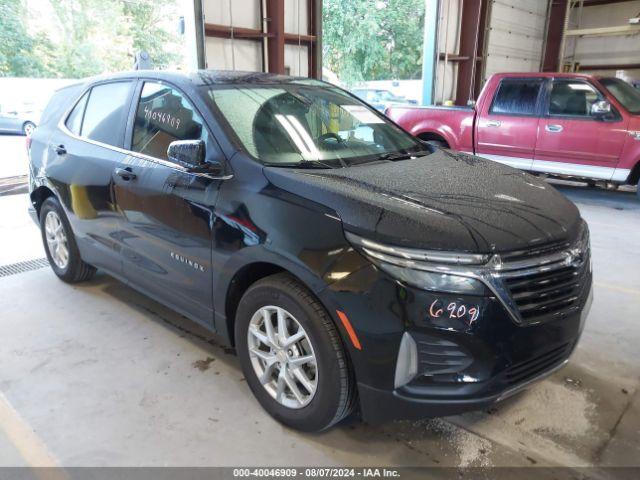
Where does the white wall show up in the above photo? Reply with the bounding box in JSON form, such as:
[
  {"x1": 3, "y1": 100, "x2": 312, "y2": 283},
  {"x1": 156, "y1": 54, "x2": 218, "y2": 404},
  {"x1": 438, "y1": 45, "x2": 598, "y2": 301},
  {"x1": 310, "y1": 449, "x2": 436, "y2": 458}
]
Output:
[
  {"x1": 434, "y1": 0, "x2": 462, "y2": 104},
  {"x1": 566, "y1": 0, "x2": 640, "y2": 80},
  {"x1": 483, "y1": 0, "x2": 548, "y2": 81},
  {"x1": 432, "y1": 0, "x2": 549, "y2": 105},
  {"x1": 202, "y1": 0, "x2": 311, "y2": 75}
]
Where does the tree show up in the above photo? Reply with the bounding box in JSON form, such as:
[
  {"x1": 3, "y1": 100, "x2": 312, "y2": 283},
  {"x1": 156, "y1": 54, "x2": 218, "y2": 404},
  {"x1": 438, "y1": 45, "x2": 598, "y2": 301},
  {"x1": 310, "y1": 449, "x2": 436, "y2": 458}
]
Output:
[
  {"x1": 0, "y1": 0, "x2": 48, "y2": 77},
  {"x1": 0, "y1": 0, "x2": 183, "y2": 78},
  {"x1": 322, "y1": 0, "x2": 425, "y2": 85}
]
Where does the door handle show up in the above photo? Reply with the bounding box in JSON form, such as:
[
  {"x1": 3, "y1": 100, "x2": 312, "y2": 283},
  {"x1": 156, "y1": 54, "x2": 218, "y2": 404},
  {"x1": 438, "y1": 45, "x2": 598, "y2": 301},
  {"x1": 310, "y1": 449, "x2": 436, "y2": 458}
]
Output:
[
  {"x1": 55, "y1": 144, "x2": 66, "y2": 155},
  {"x1": 486, "y1": 120, "x2": 501, "y2": 127},
  {"x1": 545, "y1": 124, "x2": 563, "y2": 133},
  {"x1": 114, "y1": 167, "x2": 137, "y2": 181}
]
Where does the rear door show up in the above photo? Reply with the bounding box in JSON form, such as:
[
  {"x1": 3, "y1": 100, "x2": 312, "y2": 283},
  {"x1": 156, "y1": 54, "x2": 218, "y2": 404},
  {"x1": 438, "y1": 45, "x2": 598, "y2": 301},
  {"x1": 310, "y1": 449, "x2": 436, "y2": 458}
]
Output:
[
  {"x1": 532, "y1": 78, "x2": 628, "y2": 179},
  {"x1": 50, "y1": 80, "x2": 135, "y2": 274},
  {"x1": 114, "y1": 80, "x2": 226, "y2": 325},
  {"x1": 475, "y1": 77, "x2": 544, "y2": 170}
]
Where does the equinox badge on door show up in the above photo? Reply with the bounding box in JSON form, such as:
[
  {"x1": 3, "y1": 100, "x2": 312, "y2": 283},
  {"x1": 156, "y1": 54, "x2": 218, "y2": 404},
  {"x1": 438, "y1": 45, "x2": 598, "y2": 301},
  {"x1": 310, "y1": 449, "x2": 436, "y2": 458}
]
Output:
[{"x1": 170, "y1": 252, "x2": 206, "y2": 272}]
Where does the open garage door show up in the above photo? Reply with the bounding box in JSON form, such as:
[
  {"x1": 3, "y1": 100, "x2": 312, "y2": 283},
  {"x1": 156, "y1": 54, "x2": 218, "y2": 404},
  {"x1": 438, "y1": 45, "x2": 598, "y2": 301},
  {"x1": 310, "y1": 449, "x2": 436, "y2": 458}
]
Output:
[{"x1": 482, "y1": 0, "x2": 550, "y2": 83}]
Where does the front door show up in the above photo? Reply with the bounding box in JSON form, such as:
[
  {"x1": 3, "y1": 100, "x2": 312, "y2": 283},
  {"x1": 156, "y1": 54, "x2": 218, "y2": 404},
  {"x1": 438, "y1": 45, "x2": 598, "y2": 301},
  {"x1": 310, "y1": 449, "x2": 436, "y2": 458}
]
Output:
[
  {"x1": 114, "y1": 81, "x2": 226, "y2": 326},
  {"x1": 475, "y1": 77, "x2": 544, "y2": 170},
  {"x1": 533, "y1": 78, "x2": 628, "y2": 180}
]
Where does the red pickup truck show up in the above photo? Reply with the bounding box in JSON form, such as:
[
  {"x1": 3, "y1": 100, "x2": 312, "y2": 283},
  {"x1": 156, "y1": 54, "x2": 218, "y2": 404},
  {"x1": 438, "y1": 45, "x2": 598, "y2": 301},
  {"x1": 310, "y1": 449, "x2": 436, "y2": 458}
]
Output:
[{"x1": 386, "y1": 73, "x2": 640, "y2": 195}]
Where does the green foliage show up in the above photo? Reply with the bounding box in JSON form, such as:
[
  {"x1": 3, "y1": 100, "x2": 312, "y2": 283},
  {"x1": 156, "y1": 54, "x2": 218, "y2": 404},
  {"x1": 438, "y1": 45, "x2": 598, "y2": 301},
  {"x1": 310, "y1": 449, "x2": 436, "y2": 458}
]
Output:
[
  {"x1": 323, "y1": 0, "x2": 425, "y2": 85},
  {"x1": 0, "y1": 0, "x2": 47, "y2": 76},
  {"x1": 0, "y1": 0, "x2": 182, "y2": 78}
]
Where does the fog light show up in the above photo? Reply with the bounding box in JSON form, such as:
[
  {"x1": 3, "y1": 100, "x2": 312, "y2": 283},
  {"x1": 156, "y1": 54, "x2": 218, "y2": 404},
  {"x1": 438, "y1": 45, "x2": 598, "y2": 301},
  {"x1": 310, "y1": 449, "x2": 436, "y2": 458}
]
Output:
[{"x1": 394, "y1": 332, "x2": 418, "y2": 388}]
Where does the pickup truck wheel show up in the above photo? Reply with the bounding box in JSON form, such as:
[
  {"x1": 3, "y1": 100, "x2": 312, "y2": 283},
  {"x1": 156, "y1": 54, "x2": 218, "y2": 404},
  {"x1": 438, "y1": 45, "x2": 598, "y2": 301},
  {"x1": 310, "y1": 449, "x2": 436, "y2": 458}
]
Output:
[
  {"x1": 235, "y1": 273, "x2": 356, "y2": 432},
  {"x1": 40, "y1": 197, "x2": 96, "y2": 283},
  {"x1": 424, "y1": 139, "x2": 447, "y2": 149}
]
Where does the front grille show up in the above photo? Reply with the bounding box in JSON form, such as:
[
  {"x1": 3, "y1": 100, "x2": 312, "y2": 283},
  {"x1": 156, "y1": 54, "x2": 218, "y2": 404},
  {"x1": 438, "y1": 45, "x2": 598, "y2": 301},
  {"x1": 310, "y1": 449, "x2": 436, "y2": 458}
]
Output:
[
  {"x1": 504, "y1": 342, "x2": 571, "y2": 386},
  {"x1": 497, "y1": 227, "x2": 591, "y2": 325}
]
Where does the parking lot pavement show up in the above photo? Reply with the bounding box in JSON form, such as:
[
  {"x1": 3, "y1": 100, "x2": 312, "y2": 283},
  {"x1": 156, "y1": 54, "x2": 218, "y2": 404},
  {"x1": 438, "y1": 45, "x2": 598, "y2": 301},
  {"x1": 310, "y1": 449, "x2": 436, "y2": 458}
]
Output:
[
  {"x1": 0, "y1": 135, "x2": 29, "y2": 180},
  {"x1": 0, "y1": 186, "x2": 638, "y2": 469}
]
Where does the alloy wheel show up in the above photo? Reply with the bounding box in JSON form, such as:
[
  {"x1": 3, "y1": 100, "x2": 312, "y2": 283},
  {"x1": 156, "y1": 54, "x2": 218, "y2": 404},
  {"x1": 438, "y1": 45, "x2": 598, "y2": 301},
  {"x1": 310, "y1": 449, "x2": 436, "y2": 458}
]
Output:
[
  {"x1": 45, "y1": 211, "x2": 69, "y2": 269},
  {"x1": 247, "y1": 306, "x2": 318, "y2": 409}
]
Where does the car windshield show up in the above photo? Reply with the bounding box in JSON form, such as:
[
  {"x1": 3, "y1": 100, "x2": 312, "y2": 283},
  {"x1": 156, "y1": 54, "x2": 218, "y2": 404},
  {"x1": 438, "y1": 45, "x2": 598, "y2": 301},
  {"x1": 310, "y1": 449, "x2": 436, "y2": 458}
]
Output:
[
  {"x1": 600, "y1": 77, "x2": 640, "y2": 114},
  {"x1": 205, "y1": 80, "x2": 424, "y2": 167}
]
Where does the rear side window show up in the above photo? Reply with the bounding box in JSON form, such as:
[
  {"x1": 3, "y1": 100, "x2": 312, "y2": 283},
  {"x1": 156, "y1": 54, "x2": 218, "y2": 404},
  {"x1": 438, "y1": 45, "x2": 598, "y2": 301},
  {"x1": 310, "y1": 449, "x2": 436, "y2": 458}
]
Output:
[
  {"x1": 65, "y1": 92, "x2": 88, "y2": 135},
  {"x1": 80, "y1": 82, "x2": 132, "y2": 147},
  {"x1": 131, "y1": 81, "x2": 208, "y2": 161},
  {"x1": 490, "y1": 79, "x2": 543, "y2": 116}
]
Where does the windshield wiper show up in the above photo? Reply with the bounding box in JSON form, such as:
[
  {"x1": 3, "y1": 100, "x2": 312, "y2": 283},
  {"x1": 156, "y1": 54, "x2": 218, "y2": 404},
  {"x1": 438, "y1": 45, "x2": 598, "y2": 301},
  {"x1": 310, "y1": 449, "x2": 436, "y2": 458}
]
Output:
[
  {"x1": 301, "y1": 158, "x2": 341, "y2": 169},
  {"x1": 377, "y1": 150, "x2": 413, "y2": 161},
  {"x1": 378, "y1": 148, "x2": 433, "y2": 162},
  {"x1": 263, "y1": 160, "x2": 338, "y2": 169}
]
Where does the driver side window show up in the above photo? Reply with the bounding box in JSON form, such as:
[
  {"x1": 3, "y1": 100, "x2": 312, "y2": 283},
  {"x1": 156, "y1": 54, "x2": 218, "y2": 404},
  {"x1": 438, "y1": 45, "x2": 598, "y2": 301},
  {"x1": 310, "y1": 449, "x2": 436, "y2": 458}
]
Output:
[
  {"x1": 549, "y1": 80, "x2": 600, "y2": 118},
  {"x1": 132, "y1": 82, "x2": 209, "y2": 162}
]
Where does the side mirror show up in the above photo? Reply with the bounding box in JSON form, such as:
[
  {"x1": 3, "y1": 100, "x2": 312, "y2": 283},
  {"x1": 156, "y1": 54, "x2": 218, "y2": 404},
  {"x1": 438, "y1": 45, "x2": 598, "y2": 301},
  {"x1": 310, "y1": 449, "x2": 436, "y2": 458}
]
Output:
[
  {"x1": 467, "y1": 100, "x2": 476, "y2": 108},
  {"x1": 167, "y1": 140, "x2": 205, "y2": 167},
  {"x1": 591, "y1": 100, "x2": 611, "y2": 117}
]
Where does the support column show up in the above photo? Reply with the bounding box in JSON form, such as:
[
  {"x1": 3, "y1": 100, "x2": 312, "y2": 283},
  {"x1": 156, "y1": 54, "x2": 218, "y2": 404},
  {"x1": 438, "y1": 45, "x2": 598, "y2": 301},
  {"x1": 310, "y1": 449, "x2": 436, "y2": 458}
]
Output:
[
  {"x1": 455, "y1": 0, "x2": 486, "y2": 106},
  {"x1": 542, "y1": 0, "x2": 569, "y2": 72},
  {"x1": 308, "y1": 0, "x2": 322, "y2": 79},
  {"x1": 421, "y1": 0, "x2": 440, "y2": 105},
  {"x1": 267, "y1": 0, "x2": 285, "y2": 74}
]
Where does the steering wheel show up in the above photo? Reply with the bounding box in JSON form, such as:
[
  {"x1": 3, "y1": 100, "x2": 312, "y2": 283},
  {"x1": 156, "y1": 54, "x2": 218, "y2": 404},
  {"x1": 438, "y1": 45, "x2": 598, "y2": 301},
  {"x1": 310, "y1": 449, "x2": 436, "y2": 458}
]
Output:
[{"x1": 316, "y1": 132, "x2": 344, "y2": 144}]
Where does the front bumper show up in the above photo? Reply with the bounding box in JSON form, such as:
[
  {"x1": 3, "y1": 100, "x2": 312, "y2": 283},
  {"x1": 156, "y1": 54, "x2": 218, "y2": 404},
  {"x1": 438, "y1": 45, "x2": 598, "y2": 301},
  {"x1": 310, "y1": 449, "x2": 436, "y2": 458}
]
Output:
[
  {"x1": 358, "y1": 355, "x2": 570, "y2": 422},
  {"x1": 324, "y1": 261, "x2": 592, "y2": 423}
]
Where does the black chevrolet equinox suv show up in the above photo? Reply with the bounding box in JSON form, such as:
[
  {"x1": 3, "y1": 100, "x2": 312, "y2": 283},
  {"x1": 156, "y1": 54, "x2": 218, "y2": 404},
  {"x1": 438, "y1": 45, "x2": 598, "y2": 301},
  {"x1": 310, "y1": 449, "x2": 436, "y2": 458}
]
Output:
[{"x1": 28, "y1": 71, "x2": 593, "y2": 431}]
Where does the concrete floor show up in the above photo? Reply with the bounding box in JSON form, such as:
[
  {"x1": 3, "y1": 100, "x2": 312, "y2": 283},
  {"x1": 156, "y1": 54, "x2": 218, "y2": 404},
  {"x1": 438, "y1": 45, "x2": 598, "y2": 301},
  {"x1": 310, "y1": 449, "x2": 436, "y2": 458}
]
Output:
[{"x1": 0, "y1": 179, "x2": 639, "y2": 469}]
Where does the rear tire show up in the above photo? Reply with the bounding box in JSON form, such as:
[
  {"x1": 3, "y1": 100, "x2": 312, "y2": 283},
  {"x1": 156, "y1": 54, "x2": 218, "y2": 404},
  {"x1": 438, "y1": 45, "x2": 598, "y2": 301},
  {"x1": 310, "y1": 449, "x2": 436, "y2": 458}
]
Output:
[
  {"x1": 235, "y1": 273, "x2": 356, "y2": 432},
  {"x1": 22, "y1": 121, "x2": 35, "y2": 137},
  {"x1": 40, "y1": 196, "x2": 96, "y2": 283}
]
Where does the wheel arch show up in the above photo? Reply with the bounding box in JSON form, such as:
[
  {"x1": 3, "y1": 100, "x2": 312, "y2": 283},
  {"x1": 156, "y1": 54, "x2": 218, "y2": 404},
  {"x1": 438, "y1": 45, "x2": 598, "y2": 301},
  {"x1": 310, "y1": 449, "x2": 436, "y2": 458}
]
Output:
[
  {"x1": 627, "y1": 160, "x2": 640, "y2": 186},
  {"x1": 30, "y1": 185, "x2": 56, "y2": 219},
  {"x1": 221, "y1": 258, "x2": 357, "y2": 361},
  {"x1": 416, "y1": 131, "x2": 450, "y2": 148}
]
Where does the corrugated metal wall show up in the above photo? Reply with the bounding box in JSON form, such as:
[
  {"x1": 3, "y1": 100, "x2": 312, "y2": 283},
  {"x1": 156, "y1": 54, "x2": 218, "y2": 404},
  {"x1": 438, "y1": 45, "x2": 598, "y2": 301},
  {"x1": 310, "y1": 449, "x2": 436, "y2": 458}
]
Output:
[
  {"x1": 202, "y1": 0, "x2": 313, "y2": 76},
  {"x1": 482, "y1": 0, "x2": 549, "y2": 81},
  {"x1": 433, "y1": 0, "x2": 550, "y2": 105},
  {"x1": 204, "y1": 1, "x2": 263, "y2": 71},
  {"x1": 567, "y1": 0, "x2": 640, "y2": 78}
]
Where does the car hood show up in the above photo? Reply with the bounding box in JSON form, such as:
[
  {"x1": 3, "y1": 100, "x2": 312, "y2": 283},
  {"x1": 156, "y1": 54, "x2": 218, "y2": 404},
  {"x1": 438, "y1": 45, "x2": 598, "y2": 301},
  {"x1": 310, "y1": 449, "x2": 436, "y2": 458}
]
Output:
[{"x1": 263, "y1": 149, "x2": 582, "y2": 253}]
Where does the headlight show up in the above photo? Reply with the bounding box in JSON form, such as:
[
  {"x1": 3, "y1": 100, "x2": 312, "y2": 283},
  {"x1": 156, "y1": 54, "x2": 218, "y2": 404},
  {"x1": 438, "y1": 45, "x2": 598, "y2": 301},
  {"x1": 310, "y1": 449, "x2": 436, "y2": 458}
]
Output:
[
  {"x1": 373, "y1": 262, "x2": 487, "y2": 294},
  {"x1": 345, "y1": 232, "x2": 489, "y2": 295}
]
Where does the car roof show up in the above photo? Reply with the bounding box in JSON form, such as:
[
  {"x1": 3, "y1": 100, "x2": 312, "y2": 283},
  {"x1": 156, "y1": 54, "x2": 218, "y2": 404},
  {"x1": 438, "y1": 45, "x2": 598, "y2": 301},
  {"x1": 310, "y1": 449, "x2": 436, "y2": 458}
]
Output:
[
  {"x1": 79, "y1": 69, "x2": 314, "y2": 87},
  {"x1": 493, "y1": 72, "x2": 601, "y2": 81}
]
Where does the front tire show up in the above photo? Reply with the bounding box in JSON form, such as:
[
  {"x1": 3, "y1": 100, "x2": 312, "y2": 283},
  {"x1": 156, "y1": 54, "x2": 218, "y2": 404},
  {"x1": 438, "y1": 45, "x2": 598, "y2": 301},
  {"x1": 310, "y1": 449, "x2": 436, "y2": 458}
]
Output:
[
  {"x1": 235, "y1": 273, "x2": 355, "y2": 432},
  {"x1": 40, "y1": 196, "x2": 96, "y2": 283}
]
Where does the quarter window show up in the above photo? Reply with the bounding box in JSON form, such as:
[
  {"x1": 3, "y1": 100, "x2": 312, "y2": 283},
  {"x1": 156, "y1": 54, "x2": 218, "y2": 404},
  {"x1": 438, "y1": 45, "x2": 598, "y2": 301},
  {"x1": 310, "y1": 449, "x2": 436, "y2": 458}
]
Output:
[
  {"x1": 81, "y1": 82, "x2": 132, "y2": 146},
  {"x1": 65, "y1": 92, "x2": 89, "y2": 135},
  {"x1": 490, "y1": 79, "x2": 543, "y2": 116},
  {"x1": 549, "y1": 80, "x2": 600, "y2": 117},
  {"x1": 132, "y1": 82, "x2": 208, "y2": 161}
]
